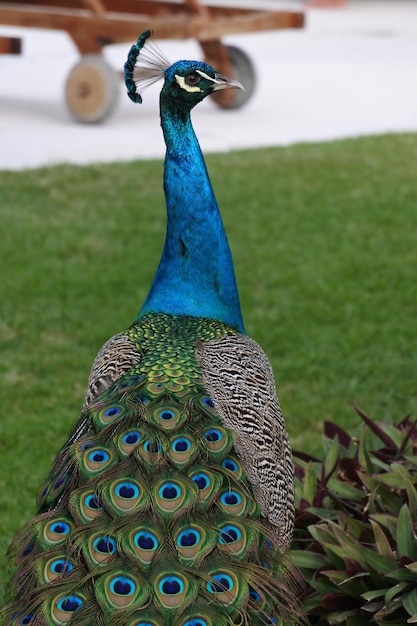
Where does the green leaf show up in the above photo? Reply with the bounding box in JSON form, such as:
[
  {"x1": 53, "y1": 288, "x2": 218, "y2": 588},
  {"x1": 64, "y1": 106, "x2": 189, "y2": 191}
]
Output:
[
  {"x1": 349, "y1": 546, "x2": 392, "y2": 575},
  {"x1": 370, "y1": 519, "x2": 396, "y2": 560},
  {"x1": 309, "y1": 523, "x2": 339, "y2": 546},
  {"x1": 361, "y1": 599, "x2": 385, "y2": 614},
  {"x1": 339, "y1": 573, "x2": 370, "y2": 598},
  {"x1": 372, "y1": 462, "x2": 417, "y2": 519},
  {"x1": 326, "y1": 479, "x2": 364, "y2": 501},
  {"x1": 403, "y1": 588, "x2": 417, "y2": 617},
  {"x1": 397, "y1": 504, "x2": 417, "y2": 560},
  {"x1": 358, "y1": 428, "x2": 377, "y2": 475},
  {"x1": 325, "y1": 523, "x2": 363, "y2": 554},
  {"x1": 305, "y1": 506, "x2": 338, "y2": 521},
  {"x1": 289, "y1": 549, "x2": 329, "y2": 570},
  {"x1": 391, "y1": 461, "x2": 416, "y2": 476},
  {"x1": 346, "y1": 617, "x2": 374, "y2": 626},
  {"x1": 327, "y1": 522, "x2": 397, "y2": 574},
  {"x1": 370, "y1": 513, "x2": 398, "y2": 536},
  {"x1": 358, "y1": 471, "x2": 379, "y2": 492},
  {"x1": 309, "y1": 576, "x2": 339, "y2": 596},
  {"x1": 324, "y1": 435, "x2": 341, "y2": 477},
  {"x1": 377, "y1": 472, "x2": 409, "y2": 489},
  {"x1": 330, "y1": 540, "x2": 398, "y2": 575},
  {"x1": 386, "y1": 567, "x2": 417, "y2": 582},
  {"x1": 374, "y1": 597, "x2": 403, "y2": 619},
  {"x1": 321, "y1": 569, "x2": 348, "y2": 585},
  {"x1": 301, "y1": 594, "x2": 324, "y2": 614},
  {"x1": 385, "y1": 581, "x2": 409, "y2": 605},
  {"x1": 406, "y1": 561, "x2": 417, "y2": 574},
  {"x1": 369, "y1": 482, "x2": 403, "y2": 514},
  {"x1": 404, "y1": 454, "x2": 417, "y2": 466},
  {"x1": 362, "y1": 547, "x2": 401, "y2": 575},
  {"x1": 391, "y1": 463, "x2": 417, "y2": 519},
  {"x1": 303, "y1": 463, "x2": 318, "y2": 505},
  {"x1": 362, "y1": 589, "x2": 386, "y2": 601},
  {"x1": 381, "y1": 423, "x2": 403, "y2": 448},
  {"x1": 377, "y1": 621, "x2": 412, "y2": 626},
  {"x1": 340, "y1": 516, "x2": 369, "y2": 539}
]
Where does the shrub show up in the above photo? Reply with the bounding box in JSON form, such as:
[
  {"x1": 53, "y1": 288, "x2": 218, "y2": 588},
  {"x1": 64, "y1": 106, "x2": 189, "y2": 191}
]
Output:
[{"x1": 291, "y1": 407, "x2": 417, "y2": 625}]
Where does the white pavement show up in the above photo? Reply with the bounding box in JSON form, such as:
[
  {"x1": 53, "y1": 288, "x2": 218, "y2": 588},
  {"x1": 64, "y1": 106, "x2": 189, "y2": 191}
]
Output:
[{"x1": 0, "y1": 1, "x2": 416, "y2": 170}]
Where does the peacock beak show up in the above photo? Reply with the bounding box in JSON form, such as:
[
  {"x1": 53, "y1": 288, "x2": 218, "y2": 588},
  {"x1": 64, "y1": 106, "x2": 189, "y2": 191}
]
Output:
[{"x1": 212, "y1": 73, "x2": 245, "y2": 92}]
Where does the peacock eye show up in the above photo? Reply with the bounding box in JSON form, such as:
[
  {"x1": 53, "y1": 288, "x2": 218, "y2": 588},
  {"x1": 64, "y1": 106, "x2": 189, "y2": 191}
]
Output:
[{"x1": 185, "y1": 72, "x2": 201, "y2": 86}]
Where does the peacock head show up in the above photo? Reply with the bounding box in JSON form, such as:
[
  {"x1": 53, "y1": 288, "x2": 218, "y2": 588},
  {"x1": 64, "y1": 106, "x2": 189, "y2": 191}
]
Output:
[
  {"x1": 162, "y1": 60, "x2": 243, "y2": 110},
  {"x1": 124, "y1": 30, "x2": 243, "y2": 110}
]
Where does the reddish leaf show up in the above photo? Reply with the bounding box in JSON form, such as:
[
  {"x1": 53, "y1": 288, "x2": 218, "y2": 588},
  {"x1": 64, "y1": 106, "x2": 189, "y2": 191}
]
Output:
[
  {"x1": 354, "y1": 404, "x2": 398, "y2": 449},
  {"x1": 344, "y1": 557, "x2": 366, "y2": 577},
  {"x1": 324, "y1": 421, "x2": 352, "y2": 449},
  {"x1": 339, "y1": 457, "x2": 361, "y2": 483},
  {"x1": 321, "y1": 592, "x2": 357, "y2": 610},
  {"x1": 293, "y1": 450, "x2": 320, "y2": 463}
]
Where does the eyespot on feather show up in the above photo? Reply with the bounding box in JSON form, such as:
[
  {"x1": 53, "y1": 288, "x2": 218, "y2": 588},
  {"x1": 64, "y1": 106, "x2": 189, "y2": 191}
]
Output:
[
  {"x1": 202, "y1": 426, "x2": 233, "y2": 456},
  {"x1": 217, "y1": 489, "x2": 251, "y2": 516},
  {"x1": 51, "y1": 593, "x2": 85, "y2": 624},
  {"x1": 43, "y1": 518, "x2": 72, "y2": 547},
  {"x1": 153, "y1": 572, "x2": 197, "y2": 609},
  {"x1": 123, "y1": 526, "x2": 161, "y2": 568},
  {"x1": 102, "y1": 478, "x2": 147, "y2": 514},
  {"x1": 83, "y1": 533, "x2": 117, "y2": 567},
  {"x1": 82, "y1": 446, "x2": 115, "y2": 475},
  {"x1": 205, "y1": 570, "x2": 241, "y2": 605},
  {"x1": 43, "y1": 556, "x2": 74, "y2": 582},
  {"x1": 95, "y1": 570, "x2": 150, "y2": 611},
  {"x1": 188, "y1": 468, "x2": 222, "y2": 506},
  {"x1": 137, "y1": 438, "x2": 165, "y2": 468},
  {"x1": 116, "y1": 429, "x2": 142, "y2": 457}
]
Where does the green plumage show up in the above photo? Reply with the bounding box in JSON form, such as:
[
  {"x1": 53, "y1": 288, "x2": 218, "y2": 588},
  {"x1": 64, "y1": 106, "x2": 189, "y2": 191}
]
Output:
[{"x1": 3, "y1": 315, "x2": 295, "y2": 625}]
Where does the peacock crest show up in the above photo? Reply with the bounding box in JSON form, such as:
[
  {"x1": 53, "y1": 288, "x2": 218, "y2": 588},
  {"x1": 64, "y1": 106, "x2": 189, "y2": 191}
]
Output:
[{"x1": 2, "y1": 31, "x2": 299, "y2": 626}]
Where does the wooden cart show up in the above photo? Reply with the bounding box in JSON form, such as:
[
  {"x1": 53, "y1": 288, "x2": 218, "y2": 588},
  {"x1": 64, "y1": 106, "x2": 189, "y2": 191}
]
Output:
[{"x1": 0, "y1": 0, "x2": 304, "y2": 122}]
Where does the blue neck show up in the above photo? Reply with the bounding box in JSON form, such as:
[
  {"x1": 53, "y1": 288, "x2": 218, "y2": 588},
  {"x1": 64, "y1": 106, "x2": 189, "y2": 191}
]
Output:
[{"x1": 138, "y1": 99, "x2": 244, "y2": 333}]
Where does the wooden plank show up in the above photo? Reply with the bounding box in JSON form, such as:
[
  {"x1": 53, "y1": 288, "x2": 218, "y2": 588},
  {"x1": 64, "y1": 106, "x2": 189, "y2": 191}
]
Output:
[
  {"x1": 0, "y1": 5, "x2": 304, "y2": 35},
  {"x1": 0, "y1": 0, "x2": 86, "y2": 9},
  {"x1": 0, "y1": 5, "x2": 304, "y2": 53},
  {"x1": 0, "y1": 0, "x2": 254, "y2": 17},
  {"x1": 74, "y1": 11, "x2": 304, "y2": 50},
  {"x1": 0, "y1": 35, "x2": 21, "y2": 53},
  {"x1": 200, "y1": 10, "x2": 305, "y2": 38},
  {"x1": 0, "y1": 0, "x2": 300, "y2": 21},
  {"x1": 183, "y1": 0, "x2": 209, "y2": 17},
  {"x1": 106, "y1": 1, "x2": 256, "y2": 18},
  {"x1": 0, "y1": 0, "x2": 197, "y2": 15},
  {"x1": 81, "y1": 0, "x2": 106, "y2": 16}
]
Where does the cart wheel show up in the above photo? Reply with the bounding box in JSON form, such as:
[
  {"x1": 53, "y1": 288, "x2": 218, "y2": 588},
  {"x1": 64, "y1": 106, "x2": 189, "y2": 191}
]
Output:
[
  {"x1": 65, "y1": 55, "x2": 120, "y2": 123},
  {"x1": 216, "y1": 45, "x2": 256, "y2": 109}
]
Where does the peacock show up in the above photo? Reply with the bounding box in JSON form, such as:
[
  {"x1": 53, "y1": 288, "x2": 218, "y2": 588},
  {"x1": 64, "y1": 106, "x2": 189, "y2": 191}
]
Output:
[{"x1": 2, "y1": 30, "x2": 298, "y2": 626}]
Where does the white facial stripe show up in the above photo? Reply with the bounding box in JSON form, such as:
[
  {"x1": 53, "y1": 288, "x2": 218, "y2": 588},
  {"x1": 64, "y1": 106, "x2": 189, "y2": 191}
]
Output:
[
  {"x1": 195, "y1": 69, "x2": 218, "y2": 83},
  {"x1": 175, "y1": 74, "x2": 202, "y2": 93}
]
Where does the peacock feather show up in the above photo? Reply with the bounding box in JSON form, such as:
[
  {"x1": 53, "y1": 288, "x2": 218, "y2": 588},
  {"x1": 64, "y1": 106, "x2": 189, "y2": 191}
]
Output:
[{"x1": 2, "y1": 31, "x2": 299, "y2": 626}]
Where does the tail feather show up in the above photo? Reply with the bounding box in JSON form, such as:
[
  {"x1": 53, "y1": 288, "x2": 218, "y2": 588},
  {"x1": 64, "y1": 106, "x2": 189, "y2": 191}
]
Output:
[{"x1": 2, "y1": 314, "x2": 302, "y2": 625}]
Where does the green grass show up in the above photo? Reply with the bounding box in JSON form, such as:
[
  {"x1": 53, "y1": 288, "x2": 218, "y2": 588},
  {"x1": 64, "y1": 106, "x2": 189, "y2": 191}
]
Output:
[{"x1": 1, "y1": 133, "x2": 416, "y2": 590}]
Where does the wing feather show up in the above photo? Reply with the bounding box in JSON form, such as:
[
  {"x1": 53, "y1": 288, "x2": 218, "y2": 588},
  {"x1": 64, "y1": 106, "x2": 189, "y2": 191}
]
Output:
[
  {"x1": 196, "y1": 334, "x2": 295, "y2": 551},
  {"x1": 83, "y1": 332, "x2": 141, "y2": 409}
]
